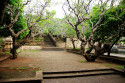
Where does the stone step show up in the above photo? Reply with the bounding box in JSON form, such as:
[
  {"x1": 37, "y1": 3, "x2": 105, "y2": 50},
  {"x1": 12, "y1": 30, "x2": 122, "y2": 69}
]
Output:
[
  {"x1": 42, "y1": 47, "x2": 65, "y2": 51},
  {"x1": 0, "y1": 55, "x2": 11, "y2": 63},
  {"x1": 43, "y1": 69, "x2": 118, "y2": 79}
]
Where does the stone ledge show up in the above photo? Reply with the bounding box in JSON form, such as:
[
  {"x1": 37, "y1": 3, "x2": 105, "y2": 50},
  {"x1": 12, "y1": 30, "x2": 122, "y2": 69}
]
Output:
[
  {"x1": 0, "y1": 55, "x2": 11, "y2": 63},
  {"x1": 0, "y1": 71, "x2": 43, "y2": 83}
]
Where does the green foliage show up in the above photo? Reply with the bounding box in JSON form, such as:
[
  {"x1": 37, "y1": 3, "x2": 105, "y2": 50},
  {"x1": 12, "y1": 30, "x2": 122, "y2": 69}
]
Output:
[
  {"x1": 89, "y1": 3, "x2": 125, "y2": 43},
  {"x1": 13, "y1": 14, "x2": 28, "y2": 40},
  {"x1": 9, "y1": 0, "x2": 20, "y2": 5},
  {"x1": 0, "y1": 37, "x2": 4, "y2": 45},
  {"x1": 0, "y1": 0, "x2": 28, "y2": 40},
  {"x1": 34, "y1": 37, "x2": 44, "y2": 41},
  {"x1": 90, "y1": 5, "x2": 101, "y2": 25}
]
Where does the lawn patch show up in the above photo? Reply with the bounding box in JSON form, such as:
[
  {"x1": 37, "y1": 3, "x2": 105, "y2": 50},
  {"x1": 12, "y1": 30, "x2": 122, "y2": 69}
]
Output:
[
  {"x1": 105, "y1": 64, "x2": 112, "y2": 67},
  {"x1": 80, "y1": 60, "x2": 86, "y2": 63},
  {"x1": 115, "y1": 66, "x2": 124, "y2": 70}
]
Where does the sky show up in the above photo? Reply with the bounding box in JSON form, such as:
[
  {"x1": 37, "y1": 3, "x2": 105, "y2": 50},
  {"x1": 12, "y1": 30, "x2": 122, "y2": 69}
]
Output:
[
  {"x1": 24, "y1": 0, "x2": 120, "y2": 19},
  {"x1": 24, "y1": 0, "x2": 66, "y2": 19},
  {"x1": 48, "y1": 0, "x2": 66, "y2": 18}
]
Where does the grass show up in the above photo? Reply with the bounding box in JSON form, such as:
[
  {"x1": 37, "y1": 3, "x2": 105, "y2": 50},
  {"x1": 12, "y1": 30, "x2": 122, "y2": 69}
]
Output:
[
  {"x1": 104, "y1": 63, "x2": 124, "y2": 70},
  {"x1": 8, "y1": 67, "x2": 27, "y2": 70},
  {"x1": 4, "y1": 52, "x2": 11, "y2": 54},
  {"x1": 76, "y1": 48, "x2": 80, "y2": 50},
  {"x1": 8, "y1": 67, "x2": 15, "y2": 70},
  {"x1": 17, "y1": 49, "x2": 22, "y2": 53},
  {"x1": 85, "y1": 48, "x2": 89, "y2": 50},
  {"x1": 115, "y1": 66, "x2": 124, "y2": 70},
  {"x1": 23, "y1": 50, "x2": 40, "y2": 52},
  {"x1": 32, "y1": 69, "x2": 42, "y2": 72},
  {"x1": 105, "y1": 64, "x2": 112, "y2": 67},
  {"x1": 80, "y1": 60, "x2": 86, "y2": 63},
  {"x1": 3, "y1": 76, "x2": 9, "y2": 78},
  {"x1": 17, "y1": 67, "x2": 27, "y2": 70}
]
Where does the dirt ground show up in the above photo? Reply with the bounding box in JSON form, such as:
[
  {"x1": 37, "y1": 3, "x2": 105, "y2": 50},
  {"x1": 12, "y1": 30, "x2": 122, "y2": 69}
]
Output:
[
  {"x1": 0, "y1": 49, "x2": 124, "y2": 82},
  {"x1": 0, "y1": 52, "x2": 11, "y2": 58},
  {"x1": 0, "y1": 50, "x2": 110, "y2": 72}
]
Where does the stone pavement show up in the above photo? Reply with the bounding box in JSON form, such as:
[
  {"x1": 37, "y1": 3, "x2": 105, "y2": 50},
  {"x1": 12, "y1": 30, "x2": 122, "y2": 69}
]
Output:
[
  {"x1": 0, "y1": 48, "x2": 125, "y2": 83},
  {"x1": 0, "y1": 50, "x2": 108, "y2": 72},
  {"x1": 43, "y1": 75, "x2": 125, "y2": 83}
]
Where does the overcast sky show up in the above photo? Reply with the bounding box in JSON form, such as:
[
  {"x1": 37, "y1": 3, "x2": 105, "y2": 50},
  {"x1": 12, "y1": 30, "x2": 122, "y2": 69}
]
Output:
[
  {"x1": 24, "y1": 0, "x2": 120, "y2": 19},
  {"x1": 24, "y1": 0, "x2": 66, "y2": 18},
  {"x1": 48, "y1": 0, "x2": 66, "y2": 18}
]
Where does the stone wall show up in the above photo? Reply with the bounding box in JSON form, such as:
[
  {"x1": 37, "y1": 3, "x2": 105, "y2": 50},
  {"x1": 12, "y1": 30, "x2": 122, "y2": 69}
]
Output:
[
  {"x1": 65, "y1": 38, "x2": 95, "y2": 53},
  {"x1": 56, "y1": 42, "x2": 66, "y2": 48},
  {"x1": 19, "y1": 46, "x2": 42, "y2": 51},
  {"x1": 66, "y1": 38, "x2": 81, "y2": 49},
  {"x1": 2, "y1": 36, "x2": 12, "y2": 52}
]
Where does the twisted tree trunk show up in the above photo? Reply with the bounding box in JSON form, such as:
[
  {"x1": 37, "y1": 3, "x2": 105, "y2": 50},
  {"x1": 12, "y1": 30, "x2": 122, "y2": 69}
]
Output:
[
  {"x1": 108, "y1": 35, "x2": 121, "y2": 56},
  {"x1": 11, "y1": 36, "x2": 18, "y2": 59},
  {"x1": 10, "y1": 30, "x2": 31, "y2": 59}
]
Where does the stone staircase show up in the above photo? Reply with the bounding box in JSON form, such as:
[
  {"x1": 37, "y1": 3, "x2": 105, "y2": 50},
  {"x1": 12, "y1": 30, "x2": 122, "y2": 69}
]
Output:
[
  {"x1": 43, "y1": 69, "x2": 120, "y2": 79},
  {"x1": 42, "y1": 47, "x2": 65, "y2": 51},
  {"x1": 43, "y1": 35, "x2": 55, "y2": 47},
  {"x1": 42, "y1": 35, "x2": 64, "y2": 51}
]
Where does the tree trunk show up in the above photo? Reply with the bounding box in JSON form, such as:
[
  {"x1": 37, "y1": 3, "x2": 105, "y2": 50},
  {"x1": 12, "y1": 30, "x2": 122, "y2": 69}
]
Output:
[
  {"x1": 71, "y1": 40, "x2": 76, "y2": 49},
  {"x1": 107, "y1": 48, "x2": 111, "y2": 56},
  {"x1": 72, "y1": 41, "x2": 76, "y2": 49},
  {"x1": 107, "y1": 35, "x2": 121, "y2": 56},
  {"x1": 86, "y1": 47, "x2": 93, "y2": 53},
  {"x1": 84, "y1": 54, "x2": 98, "y2": 62},
  {"x1": 0, "y1": 0, "x2": 8, "y2": 25},
  {"x1": 11, "y1": 36, "x2": 18, "y2": 59},
  {"x1": 84, "y1": 43, "x2": 102, "y2": 62},
  {"x1": 81, "y1": 41, "x2": 86, "y2": 54}
]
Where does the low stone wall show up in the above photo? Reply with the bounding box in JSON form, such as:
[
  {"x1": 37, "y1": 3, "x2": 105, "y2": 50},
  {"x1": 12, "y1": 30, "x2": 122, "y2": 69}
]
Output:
[
  {"x1": 66, "y1": 38, "x2": 95, "y2": 53},
  {"x1": 66, "y1": 38, "x2": 81, "y2": 49},
  {"x1": 56, "y1": 42, "x2": 66, "y2": 48},
  {"x1": 19, "y1": 46, "x2": 42, "y2": 51},
  {"x1": 0, "y1": 71, "x2": 43, "y2": 83}
]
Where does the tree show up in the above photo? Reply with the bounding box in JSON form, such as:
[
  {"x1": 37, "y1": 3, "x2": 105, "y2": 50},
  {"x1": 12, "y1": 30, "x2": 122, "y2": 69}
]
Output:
[
  {"x1": 63, "y1": 0, "x2": 125, "y2": 62},
  {"x1": 64, "y1": 17, "x2": 78, "y2": 49},
  {"x1": 0, "y1": 0, "x2": 9, "y2": 25},
  {"x1": 90, "y1": 1, "x2": 125, "y2": 56},
  {"x1": 0, "y1": 0, "x2": 51, "y2": 59},
  {"x1": 24, "y1": 10, "x2": 56, "y2": 40}
]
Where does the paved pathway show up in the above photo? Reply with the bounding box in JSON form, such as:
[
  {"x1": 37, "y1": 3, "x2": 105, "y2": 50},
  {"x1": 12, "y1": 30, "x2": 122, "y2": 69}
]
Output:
[
  {"x1": 0, "y1": 49, "x2": 108, "y2": 72},
  {"x1": 43, "y1": 75, "x2": 125, "y2": 83},
  {"x1": 0, "y1": 48, "x2": 125, "y2": 83}
]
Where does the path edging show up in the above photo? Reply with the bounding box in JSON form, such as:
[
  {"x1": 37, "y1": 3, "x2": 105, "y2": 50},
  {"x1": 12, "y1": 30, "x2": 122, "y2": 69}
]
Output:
[{"x1": 0, "y1": 55, "x2": 11, "y2": 63}]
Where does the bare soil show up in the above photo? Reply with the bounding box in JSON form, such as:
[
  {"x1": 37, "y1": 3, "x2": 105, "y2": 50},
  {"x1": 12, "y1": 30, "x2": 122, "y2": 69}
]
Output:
[{"x1": 0, "y1": 48, "x2": 124, "y2": 81}]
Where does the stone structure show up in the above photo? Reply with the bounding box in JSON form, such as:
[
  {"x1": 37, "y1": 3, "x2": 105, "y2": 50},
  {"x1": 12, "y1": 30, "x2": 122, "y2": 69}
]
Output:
[
  {"x1": 2, "y1": 36, "x2": 12, "y2": 52},
  {"x1": 56, "y1": 42, "x2": 66, "y2": 48},
  {"x1": 66, "y1": 38, "x2": 81, "y2": 49},
  {"x1": 19, "y1": 46, "x2": 42, "y2": 51}
]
